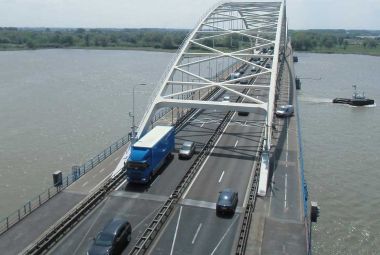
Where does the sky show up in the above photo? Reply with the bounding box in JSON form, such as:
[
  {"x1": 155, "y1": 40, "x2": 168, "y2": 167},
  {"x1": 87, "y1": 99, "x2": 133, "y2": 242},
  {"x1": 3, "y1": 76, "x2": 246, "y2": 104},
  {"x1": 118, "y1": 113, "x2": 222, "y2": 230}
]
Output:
[{"x1": 0, "y1": 0, "x2": 379, "y2": 30}]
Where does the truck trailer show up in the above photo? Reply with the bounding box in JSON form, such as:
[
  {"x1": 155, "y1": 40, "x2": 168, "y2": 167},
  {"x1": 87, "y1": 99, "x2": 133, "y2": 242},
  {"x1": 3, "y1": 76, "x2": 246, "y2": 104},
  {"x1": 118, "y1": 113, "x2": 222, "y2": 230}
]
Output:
[{"x1": 125, "y1": 126, "x2": 175, "y2": 184}]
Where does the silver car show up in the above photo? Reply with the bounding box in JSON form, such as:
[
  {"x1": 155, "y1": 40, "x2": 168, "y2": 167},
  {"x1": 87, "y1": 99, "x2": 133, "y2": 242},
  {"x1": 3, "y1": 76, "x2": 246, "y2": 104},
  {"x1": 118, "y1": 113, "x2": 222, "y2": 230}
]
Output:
[
  {"x1": 275, "y1": 105, "x2": 294, "y2": 117},
  {"x1": 179, "y1": 141, "x2": 196, "y2": 159}
]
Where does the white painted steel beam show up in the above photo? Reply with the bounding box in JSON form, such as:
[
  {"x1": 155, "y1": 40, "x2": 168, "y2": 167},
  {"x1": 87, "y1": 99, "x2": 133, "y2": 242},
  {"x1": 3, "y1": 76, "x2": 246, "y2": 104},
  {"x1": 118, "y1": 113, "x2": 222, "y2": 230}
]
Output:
[{"x1": 136, "y1": 0, "x2": 286, "y2": 150}]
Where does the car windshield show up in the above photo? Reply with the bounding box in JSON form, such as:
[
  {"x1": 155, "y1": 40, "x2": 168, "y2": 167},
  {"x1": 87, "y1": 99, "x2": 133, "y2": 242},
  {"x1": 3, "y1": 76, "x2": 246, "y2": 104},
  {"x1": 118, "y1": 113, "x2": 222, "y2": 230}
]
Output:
[
  {"x1": 218, "y1": 193, "x2": 233, "y2": 206},
  {"x1": 94, "y1": 232, "x2": 114, "y2": 246},
  {"x1": 181, "y1": 144, "x2": 192, "y2": 150}
]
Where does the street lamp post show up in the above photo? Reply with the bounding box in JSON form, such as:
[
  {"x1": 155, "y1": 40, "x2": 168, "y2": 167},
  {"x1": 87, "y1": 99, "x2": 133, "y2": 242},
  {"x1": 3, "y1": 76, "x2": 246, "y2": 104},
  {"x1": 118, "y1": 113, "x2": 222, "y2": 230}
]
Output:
[{"x1": 129, "y1": 83, "x2": 146, "y2": 143}]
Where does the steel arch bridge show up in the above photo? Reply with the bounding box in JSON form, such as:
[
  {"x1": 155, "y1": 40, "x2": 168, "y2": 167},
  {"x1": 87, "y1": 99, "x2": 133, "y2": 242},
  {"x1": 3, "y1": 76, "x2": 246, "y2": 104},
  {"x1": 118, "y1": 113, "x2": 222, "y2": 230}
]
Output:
[{"x1": 137, "y1": 1, "x2": 287, "y2": 153}]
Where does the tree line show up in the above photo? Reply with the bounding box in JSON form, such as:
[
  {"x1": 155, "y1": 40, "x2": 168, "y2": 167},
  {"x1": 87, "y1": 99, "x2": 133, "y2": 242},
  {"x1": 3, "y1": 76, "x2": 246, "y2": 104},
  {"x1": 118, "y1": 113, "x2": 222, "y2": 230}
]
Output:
[
  {"x1": 0, "y1": 27, "x2": 189, "y2": 50},
  {"x1": 290, "y1": 30, "x2": 379, "y2": 51}
]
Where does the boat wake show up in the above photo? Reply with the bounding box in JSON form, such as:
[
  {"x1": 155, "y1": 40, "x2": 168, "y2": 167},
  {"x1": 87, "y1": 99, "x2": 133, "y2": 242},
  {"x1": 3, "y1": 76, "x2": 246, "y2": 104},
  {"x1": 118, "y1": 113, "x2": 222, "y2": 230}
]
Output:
[
  {"x1": 299, "y1": 96, "x2": 332, "y2": 104},
  {"x1": 349, "y1": 103, "x2": 376, "y2": 108}
]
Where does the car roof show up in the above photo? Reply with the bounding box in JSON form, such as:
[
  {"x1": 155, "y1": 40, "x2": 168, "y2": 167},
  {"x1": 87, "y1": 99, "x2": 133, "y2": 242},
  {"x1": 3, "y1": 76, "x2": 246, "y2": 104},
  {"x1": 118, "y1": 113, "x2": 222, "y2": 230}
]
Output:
[
  {"x1": 220, "y1": 188, "x2": 235, "y2": 196},
  {"x1": 182, "y1": 141, "x2": 194, "y2": 146},
  {"x1": 102, "y1": 218, "x2": 129, "y2": 235}
]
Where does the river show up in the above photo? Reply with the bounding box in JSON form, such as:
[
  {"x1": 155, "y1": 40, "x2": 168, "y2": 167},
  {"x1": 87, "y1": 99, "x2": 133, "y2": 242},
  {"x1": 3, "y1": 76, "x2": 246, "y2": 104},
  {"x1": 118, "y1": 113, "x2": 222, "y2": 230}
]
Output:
[
  {"x1": 0, "y1": 49, "x2": 379, "y2": 254},
  {"x1": 295, "y1": 52, "x2": 380, "y2": 254},
  {"x1": 0, "y1": 49, "x2": 174, "y2": 217}
]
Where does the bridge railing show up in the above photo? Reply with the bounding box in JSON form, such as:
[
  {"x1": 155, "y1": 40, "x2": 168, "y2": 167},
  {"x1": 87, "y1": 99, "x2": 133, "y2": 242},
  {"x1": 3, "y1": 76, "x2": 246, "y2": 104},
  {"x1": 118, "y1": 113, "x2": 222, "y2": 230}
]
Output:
[{"x1": 0, "y1": 134, "x2": 130, "y2": 235}]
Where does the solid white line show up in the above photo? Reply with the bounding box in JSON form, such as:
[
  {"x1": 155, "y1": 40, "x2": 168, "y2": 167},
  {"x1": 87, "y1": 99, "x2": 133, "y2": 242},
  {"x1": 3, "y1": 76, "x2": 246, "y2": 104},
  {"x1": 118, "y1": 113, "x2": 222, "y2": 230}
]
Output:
[
  {"x1": 150, "y1": 175, "x2": 160, "y2": 187},
  {"x1": 72, "y1": 200, "x2": 108, "y2": 254},
  {"x1": 286, "y1": 118, "x2": 289, "y2": 167},
  {"x1": 234, "y1": 140, "x2": 239, "y2": 148},
  {"x1": 89, "y1": 171, "x2": 114, "y2": 194},
  {"x1": 115, "y1": 179, "x2": 127, "y2": 191},
  {"x1": 268, "y1": 172, "x2": 275, "y2": 217},
  {"x1": 201, "y1": 122, "x2": 205, "y2": 128},
  {"x1": 99, "y1": 168, "x2": 105, "y2": 173},
  {"x1": 182, "y1": 112, "x2": 237, "y2": 199},
  {"x1": 170, "y1": 206, "x2": 183, "y2": 255},
  {"x1": 191, "y1": 223, "x2": 202, "y2": 244},
  {"x1": 284, "y1": 173, "x2": 288, "y2": 209},
  {"x1": 82, "y1": 181, "x2": 88, "y2": 187},
  {"x1": 218, "y1": 171, "x2": 225, "y2": 183},
  {"x1": 210, "y1": 216, "x2": 239, "y2": 255},
  {"x1": 114, "y1": 156, "x2": 120, "y2": 162}
]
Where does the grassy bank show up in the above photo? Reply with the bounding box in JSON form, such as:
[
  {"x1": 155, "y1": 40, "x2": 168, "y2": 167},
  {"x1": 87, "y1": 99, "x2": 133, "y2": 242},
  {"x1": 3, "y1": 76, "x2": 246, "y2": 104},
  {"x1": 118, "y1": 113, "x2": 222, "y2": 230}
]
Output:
[{"x1": 303, "y1": 45, "x2": 380, "y2": 56}]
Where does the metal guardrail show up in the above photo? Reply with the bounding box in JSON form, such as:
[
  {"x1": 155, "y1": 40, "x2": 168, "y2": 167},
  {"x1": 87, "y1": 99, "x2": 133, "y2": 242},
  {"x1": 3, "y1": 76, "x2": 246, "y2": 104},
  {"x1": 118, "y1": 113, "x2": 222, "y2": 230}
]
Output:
[
  {"x1": 235, "y1": 138, "x2": 263, "y2": 254},
  {"x1": 129, "y1": 76, "x2": 249, "y2": 255},
  {"x1": 0, "y1": 134, "x2": 130, "y2": 236},
  {"x1": 23, "y1": 167, "x2": 127, "y2": 255}
]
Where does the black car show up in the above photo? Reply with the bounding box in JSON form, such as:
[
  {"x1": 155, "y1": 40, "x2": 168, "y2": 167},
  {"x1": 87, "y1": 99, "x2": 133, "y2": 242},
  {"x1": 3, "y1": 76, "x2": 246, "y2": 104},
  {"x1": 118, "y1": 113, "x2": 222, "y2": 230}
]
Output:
[
  {"x1": 238, "y1": 111, "x2": 249, "y2": 116},
  {"x1": 216, "y1": 189, "x2": 238, "y2": 216},
  {"x1": 88, "y1": 218, "x2": 132, "y2": 255}
]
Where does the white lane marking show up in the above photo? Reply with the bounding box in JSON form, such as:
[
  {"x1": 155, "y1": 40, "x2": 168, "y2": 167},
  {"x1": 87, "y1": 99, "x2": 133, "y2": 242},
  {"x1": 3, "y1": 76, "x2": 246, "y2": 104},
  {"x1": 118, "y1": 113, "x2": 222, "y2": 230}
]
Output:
[
  {"x1": 284, "y1": 173, "x2": 288, "y2": 209},
  {"x1": 218, "y1": 171, "x2": 225, "y2": 183},
  {"x1": 150, "y1": 175, "x2": 160, "y2": 187},
  {"x1": 115, "y1": 179, "x2": 127, "y2": 191},
  {"x1": 201, "y1": 122, "x2": 205, "y2": 128},
  {"x1": 132, "y1": 206, "x2": 161, "y2": 232},
  {"x1": 286, "y1": 118, "x2": 289, "y2": 167},
  {"x1": 234, "y1": 140, "x2": 239, "y2": 148},
  {"x1": 244, "y1": 121, "x2": 247, "y2": 126},
  {"x1": 99, "y1": 168, "x2": 105, "y2": 173},
  {"x1": 191, "y1": 223, "x2": 202, "y2": 244},
  {"x1": 89, "y1": 172, "x2": 113, "y2": 194},
  {"x1": 182, "y1": 112, "x2": 237, "y2": 199},
  {"x1": 82, "y1": 181, "x2": 88, "y2": 187},
  {"x1": 72, "y1": 200, "x2": 108, "y2": 254},
  {"x1": 170, "y1": 206, "x2": 183, "y2": 255},
  {"x1": 210, "y1": 215, "x2": 239, "y2": 255},
  {"x1": 268, "y1": 172, "x2": 275, "y2": 217},
  {"x1": 114, "y1": 156, "x2": 120, "y2": 162}
]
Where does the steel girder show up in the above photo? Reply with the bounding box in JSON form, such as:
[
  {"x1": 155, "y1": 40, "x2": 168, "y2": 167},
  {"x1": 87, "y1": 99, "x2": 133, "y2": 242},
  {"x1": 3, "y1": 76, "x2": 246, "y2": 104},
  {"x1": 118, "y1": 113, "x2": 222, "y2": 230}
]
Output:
[{"x1": 137, "y1": 1, "x2": 286, "y2": 150}]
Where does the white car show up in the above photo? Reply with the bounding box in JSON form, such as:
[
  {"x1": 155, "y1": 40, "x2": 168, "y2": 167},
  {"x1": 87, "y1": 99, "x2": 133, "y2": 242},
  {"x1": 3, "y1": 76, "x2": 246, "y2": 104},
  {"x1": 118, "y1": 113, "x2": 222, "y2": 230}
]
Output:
[
  {"x1": 275, "y1": 105, "x2": 294, "y2": 117},
  {"x1": 223, "y1": 95, "x2": 230, "y2": 102}
]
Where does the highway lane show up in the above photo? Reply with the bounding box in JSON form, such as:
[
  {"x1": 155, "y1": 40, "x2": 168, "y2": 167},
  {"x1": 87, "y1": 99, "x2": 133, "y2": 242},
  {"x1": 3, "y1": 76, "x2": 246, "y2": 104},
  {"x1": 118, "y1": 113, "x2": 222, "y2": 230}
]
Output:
[
  {"x1": 48, "y1": 108, "x2": 230, "y2": 255},
  {"x1": 148, "y1": 89, "x2": 268, "y2": 254},
  {"x1": 48, "y1": 65, "x2": 271, "y2": 255}
]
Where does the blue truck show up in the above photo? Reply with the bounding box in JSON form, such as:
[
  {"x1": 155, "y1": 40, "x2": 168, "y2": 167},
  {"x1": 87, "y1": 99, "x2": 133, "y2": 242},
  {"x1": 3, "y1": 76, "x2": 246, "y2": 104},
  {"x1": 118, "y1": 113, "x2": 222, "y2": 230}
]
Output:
[{"x1": 125, "y1": 126, "x2": 175, "y2": 184}]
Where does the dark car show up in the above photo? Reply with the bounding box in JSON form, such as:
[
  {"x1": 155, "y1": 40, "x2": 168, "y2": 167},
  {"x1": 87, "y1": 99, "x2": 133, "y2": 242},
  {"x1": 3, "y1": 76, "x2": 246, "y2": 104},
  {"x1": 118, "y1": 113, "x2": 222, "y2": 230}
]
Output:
[
  {"x1": 179, "y1": 141, "x2": 196, "y2": 159},
  {"x1": 88, "y1": 218, "x2": 132, "y2": 255},
  {"x1": 216, "y1": 189, "x2": 238, "y2": 216},
  {"x1": 238, "y1": 111, "x2": 249, "y2": 116}
]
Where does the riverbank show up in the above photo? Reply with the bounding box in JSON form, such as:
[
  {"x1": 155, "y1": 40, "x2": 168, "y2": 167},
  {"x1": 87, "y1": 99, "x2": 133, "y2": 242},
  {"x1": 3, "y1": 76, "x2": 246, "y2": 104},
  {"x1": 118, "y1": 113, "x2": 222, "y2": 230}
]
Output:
[
  {"x1": 302, "y1": 45, "x2": 380, "y2": 56},
  {"x1": 0, "y1": 45, "x2": 177, "y2": 53}
]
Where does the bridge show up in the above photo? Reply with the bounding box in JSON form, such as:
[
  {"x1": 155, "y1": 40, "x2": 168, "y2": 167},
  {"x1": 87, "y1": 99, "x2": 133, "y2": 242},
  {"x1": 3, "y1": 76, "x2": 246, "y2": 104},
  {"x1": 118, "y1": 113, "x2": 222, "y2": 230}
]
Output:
[{"x1": 0, "y1": 1, "x2": 313, "y2": 254}]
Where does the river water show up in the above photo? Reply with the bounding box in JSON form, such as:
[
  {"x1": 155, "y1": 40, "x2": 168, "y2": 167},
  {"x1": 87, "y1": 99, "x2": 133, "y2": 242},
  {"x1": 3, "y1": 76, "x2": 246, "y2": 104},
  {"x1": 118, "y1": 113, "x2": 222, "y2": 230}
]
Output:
[
  {"x1": 295, "y1": 53, "x2": 380, "y2": 254},
  {"x1": 0, "y1": 49, "x2": 379, "y2": 254},
  {"x1": 0, "y1": 49, "x2": 174, "y2": 217}
]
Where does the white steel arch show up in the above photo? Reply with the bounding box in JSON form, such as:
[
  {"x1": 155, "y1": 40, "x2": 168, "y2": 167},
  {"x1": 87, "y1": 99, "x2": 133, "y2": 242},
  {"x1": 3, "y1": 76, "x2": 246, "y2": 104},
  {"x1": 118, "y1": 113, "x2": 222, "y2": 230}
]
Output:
[{"x1": 137, "y1": 1, "x2": 286, "y2": 151}]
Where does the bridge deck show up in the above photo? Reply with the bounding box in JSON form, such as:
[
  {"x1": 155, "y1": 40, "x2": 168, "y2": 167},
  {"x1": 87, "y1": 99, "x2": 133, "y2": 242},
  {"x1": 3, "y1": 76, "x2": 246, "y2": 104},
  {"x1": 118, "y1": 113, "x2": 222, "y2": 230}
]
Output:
[
  {"x1": 246, "y1": 46, "x2": 307, "y2": 254},
  {"x1": 0, "y1": 48, "x2": 307, "y2": 255}
]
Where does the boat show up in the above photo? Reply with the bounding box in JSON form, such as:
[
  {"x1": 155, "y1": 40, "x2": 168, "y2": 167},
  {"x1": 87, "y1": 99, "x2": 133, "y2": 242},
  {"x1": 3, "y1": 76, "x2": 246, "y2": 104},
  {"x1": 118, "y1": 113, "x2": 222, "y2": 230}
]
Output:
[{"x1": 333, "y1": 85, "x2": 375, "y2": 106}]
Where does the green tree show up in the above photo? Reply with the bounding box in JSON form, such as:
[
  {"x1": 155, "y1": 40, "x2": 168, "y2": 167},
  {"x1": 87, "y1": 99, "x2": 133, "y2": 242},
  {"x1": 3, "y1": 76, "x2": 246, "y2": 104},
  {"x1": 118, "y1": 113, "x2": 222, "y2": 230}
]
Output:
[{"x1": 161, "y1": 35, "x2": 175, "y2": 49}]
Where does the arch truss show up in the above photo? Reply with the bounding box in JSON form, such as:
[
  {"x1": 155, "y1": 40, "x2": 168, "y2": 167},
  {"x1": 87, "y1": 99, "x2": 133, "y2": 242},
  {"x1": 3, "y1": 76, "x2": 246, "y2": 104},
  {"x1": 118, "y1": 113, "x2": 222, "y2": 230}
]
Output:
[{"x1": 138, "y1": 1, "x2": 286, "y2": 150}]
